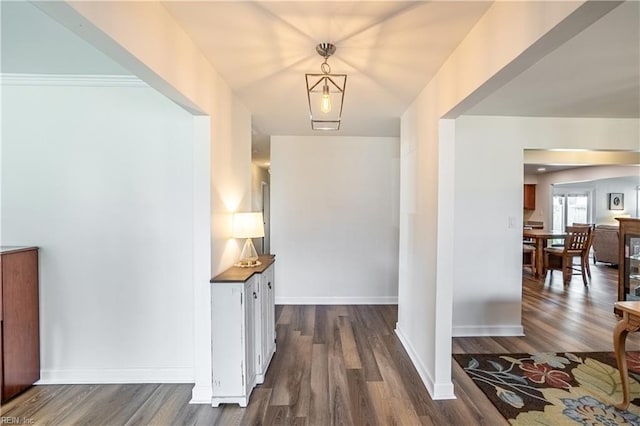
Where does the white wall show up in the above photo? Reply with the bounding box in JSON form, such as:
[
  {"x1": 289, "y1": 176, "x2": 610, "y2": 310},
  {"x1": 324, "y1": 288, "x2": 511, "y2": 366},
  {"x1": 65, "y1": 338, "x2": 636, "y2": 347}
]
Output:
[
  {"x1": 271, "y1": 136, "x2": 399, "y2": 304},
  {"x1": 2, "y1": 80, "x2": 196, "y2": 382},
  {"x1": 210, "y1": 95, "x2": 252, "y2": 275},
  {"x1": 452, "y1": 119, "x2": 525, "y2": 337},
  {"x1": 399, "y1": 1, "x2": 617, "y2": 399},
  {"x1": 527, "y1": 166, "x2": 640, "y2": 226},
  {"x1": 453, "y1": 116, "x2": 639, "y2": 336},
  {"x1": 14, "y1": 2, "x2": 254, "y2": 402},
  {"x1": 586, "y1": 176, "x2": 639, "y2": 222}
]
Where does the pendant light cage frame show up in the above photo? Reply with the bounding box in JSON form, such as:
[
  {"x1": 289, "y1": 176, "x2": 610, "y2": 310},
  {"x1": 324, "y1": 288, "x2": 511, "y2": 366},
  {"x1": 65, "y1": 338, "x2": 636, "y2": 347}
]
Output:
[{"x1": 305, "y1": 43, "x2": 347, "y2": 131}]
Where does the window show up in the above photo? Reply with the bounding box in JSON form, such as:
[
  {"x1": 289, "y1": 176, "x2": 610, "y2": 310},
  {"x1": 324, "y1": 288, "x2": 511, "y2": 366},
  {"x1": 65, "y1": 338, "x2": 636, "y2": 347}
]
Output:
[{"x1": 552, "y1": 190, "x2": 591, "y2": 232}]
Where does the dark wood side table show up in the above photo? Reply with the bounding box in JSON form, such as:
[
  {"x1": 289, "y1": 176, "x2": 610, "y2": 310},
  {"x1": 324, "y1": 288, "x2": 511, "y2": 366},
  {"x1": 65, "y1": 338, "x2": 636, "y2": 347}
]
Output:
[{"x1": 613, "y1": 301, "x2": 640, "y2": 410}]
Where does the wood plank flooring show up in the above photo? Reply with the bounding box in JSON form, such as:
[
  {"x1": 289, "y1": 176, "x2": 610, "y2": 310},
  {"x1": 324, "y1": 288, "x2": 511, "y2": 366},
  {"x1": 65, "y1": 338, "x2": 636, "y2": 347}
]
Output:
[{"x1": 2, "y1": 263, "x2": 637, "y2": 425}]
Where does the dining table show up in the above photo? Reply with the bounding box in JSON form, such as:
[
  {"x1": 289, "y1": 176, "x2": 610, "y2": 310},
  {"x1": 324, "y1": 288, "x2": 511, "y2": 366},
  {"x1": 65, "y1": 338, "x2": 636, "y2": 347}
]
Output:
[{"x1": 522, "y1": 229, "x2": 567, "y2": 278}]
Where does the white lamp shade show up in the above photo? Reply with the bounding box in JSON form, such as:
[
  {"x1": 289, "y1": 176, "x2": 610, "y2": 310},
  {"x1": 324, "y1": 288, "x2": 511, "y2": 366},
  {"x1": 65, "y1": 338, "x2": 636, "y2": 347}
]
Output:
[{"x1": 232, "y1": 212, "x2": 265, "y2": 239}]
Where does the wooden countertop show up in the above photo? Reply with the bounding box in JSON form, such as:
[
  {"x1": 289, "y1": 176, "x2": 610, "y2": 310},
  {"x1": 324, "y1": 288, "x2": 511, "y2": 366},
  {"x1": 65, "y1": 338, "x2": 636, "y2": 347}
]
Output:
[{"x1": 211, "y1": 255, "x2": 275, "y2": 283}]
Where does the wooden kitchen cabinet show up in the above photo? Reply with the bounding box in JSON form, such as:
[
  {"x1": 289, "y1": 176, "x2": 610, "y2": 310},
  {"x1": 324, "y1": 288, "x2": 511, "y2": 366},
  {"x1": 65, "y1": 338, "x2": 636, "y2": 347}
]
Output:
[
  {"x1": 1, "y1": 247, "x2": 39, "y2": 403},
  {"x1": 523, "y1": 184, "x2": 536, "y2": 210},
  {"x1": 210, "y1": 255, "x2": 275, "y2": 407}
]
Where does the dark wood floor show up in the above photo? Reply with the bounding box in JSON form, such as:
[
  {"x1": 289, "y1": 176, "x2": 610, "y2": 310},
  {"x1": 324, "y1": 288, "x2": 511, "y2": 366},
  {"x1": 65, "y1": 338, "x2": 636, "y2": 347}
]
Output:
[{"x1": 3, "y1": 263, "x2": 637, "y2": 425}]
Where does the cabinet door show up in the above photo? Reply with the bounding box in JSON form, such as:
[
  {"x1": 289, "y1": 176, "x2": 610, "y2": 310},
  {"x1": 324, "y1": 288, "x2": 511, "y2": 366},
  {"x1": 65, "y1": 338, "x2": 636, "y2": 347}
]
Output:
[
  {"x1": 523, "y1": 184, "x2": 536, "y2": 210},
  {"x1": 2, "y1": 249, "x2": 39, "y2": 402},
  {"x1": 211, "y1": 284, "x2": 246, "y2": 397},
  {"x1": 626, "y1": 235, "x2": 640, "y2": 300},
  {"x1": 264, "y1": 264, "x2": 276, "y2": 357},
  {"x1": 244, "y1": 278, "x2": 256, "y2": 395},
  {"x1": 619, "y1": 221, "x2": 640, "y2": 302},
  {"x1": 254, "y1": 267, "x2": 276, "y2": 383},
  {"x1": 251, "y1": 277, "x2": 263, "y2": 381}
]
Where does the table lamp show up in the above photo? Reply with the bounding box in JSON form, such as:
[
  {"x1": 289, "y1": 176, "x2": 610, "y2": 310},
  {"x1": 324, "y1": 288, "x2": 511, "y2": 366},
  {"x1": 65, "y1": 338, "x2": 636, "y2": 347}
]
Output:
[{"x1": 232, "y1": 212, "x2": 265, "y2": 267}]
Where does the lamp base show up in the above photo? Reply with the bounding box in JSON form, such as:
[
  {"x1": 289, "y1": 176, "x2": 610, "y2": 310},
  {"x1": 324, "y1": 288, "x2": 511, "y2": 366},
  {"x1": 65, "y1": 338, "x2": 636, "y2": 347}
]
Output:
[
  {"x1": 235, "y1": 238, "x2": 261, "y2": 268},
  {"x1": 234, "y1": 260, "x2": 262, "y2": 268}
]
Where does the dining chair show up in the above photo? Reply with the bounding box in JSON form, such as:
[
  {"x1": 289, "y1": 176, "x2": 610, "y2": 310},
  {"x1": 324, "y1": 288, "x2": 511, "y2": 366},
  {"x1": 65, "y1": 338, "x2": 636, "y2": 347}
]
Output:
[
  {"x1": 572, "y1": 223, "x2": 595, "y2": 279},
  {"x1": 523, "y1": 244, "x2": 536, "y2": 275},
  {"x1": 523, "y1": 226, "x2": 535, "y2": 245},
  {"x1": 543, "y1": 225, "x2": 592, "y2": 285}
]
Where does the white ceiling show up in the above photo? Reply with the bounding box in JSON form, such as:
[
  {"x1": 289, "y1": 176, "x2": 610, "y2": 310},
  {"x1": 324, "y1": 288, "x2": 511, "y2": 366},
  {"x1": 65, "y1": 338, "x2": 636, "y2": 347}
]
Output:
[
  {"x1": 161, "y1": 1, "x2": 492, "y2": 137},
  {"x1": 523, "y1": 164, "x2": 579, "y2": 175},
  {"x1": 2, "y1": 0, "x2": 638, "y2": 165},
  {"x1": 523, "y1": 150, "x2": 640, "y2": 176},
  {"x1": 159, "y1": 0, "x2": 639, "y2": 166},
  {"x1": 0, "y1": 1, "x2": 129, "y2": 75},
  {"x1": 466, "y1": 0, "x2": 640, "y2": 118},
  {"x1": 161, "y1": 0, "x2": 639, "y2": 134}
]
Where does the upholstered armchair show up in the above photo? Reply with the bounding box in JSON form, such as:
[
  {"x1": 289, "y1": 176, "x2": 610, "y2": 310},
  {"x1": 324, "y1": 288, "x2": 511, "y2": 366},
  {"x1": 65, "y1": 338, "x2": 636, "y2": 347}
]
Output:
[{"x1": 592, "y1": 225, "x2": 619, "y2": 265}]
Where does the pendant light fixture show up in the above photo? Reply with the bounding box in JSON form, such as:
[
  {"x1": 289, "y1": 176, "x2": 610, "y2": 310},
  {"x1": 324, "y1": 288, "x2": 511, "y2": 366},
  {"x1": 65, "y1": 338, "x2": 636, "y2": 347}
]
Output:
[{"x1": 305, "y1": 43, "x2": 347, "y2": 131}]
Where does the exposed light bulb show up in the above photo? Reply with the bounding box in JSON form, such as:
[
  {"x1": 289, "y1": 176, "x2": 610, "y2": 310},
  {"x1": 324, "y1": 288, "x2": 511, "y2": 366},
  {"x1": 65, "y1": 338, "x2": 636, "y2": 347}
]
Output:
[{"x1": 321, "y1": 83, "x2": 331, "y2": 113}]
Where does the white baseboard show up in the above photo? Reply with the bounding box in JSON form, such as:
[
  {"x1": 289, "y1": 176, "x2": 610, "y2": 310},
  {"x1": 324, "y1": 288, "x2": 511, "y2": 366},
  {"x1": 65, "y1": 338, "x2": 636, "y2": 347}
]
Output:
[
  {"x1": 37, "y1": 367, "x2": 194, "y2": 384},
  {"x1": 275, "y1": 296, "x2": 398, "y2": 305},
  {"x1": 394, "y1": 324, "x2": 456, "y2": 400},
  {"x1": 190, "y1": 384, "x2": 213, "y2": 404},
  {"x1": 452, "y1": 324, "x2": 524, "y2": 337}
]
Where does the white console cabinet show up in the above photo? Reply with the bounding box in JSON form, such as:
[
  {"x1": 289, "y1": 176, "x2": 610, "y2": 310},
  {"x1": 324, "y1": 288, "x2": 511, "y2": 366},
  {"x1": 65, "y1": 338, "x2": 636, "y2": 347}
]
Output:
[{"x1": 210, "y1": 255, "x2": 275, "y2": 407}]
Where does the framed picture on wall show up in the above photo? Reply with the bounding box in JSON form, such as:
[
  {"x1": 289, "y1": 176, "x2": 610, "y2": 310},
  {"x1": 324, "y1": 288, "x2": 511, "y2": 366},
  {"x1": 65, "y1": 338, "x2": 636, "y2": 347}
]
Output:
[{"x1": 609, "y1": 193, "x2": 624, "y2": 210}]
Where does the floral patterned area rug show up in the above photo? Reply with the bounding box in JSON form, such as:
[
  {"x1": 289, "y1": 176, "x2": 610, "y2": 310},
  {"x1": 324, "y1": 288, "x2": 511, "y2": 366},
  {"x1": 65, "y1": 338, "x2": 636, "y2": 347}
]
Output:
[{"x1": 453, "y1": 351, "x2": 640, "y2": 425}]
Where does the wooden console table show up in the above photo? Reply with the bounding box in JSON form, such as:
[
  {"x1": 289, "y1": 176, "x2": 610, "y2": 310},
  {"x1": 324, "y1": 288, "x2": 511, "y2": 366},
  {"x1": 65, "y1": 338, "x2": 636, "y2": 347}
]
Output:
[{"x1": 613, "y1": 301, "x2": 640, "y2": 410}]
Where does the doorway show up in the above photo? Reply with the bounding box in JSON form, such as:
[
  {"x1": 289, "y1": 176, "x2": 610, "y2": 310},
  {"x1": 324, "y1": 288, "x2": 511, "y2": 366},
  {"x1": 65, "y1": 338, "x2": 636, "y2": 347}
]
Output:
[
  {"x1": 552, "y1": 190, "x2": 591, "y2": 231},
  {"x1": 262, "y1": 182, "x2": 270, "y2": 254}
]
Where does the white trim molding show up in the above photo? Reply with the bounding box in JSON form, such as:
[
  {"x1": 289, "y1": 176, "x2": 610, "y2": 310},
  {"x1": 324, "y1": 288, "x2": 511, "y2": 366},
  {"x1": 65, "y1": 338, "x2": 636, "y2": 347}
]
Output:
[
  {"x1": 452, "y1": 325, "x2": 525, "y2": 337},
  {"x1": 395, "y1": 324, "x2": 456, "y2": 400},
  {"x1": 275, "y1": 296, "x2": 398, "y2": 305},
  {"x1": 37, "y1": 367, "x2": 194, "y2": 385},
  {"x1": 190, "y1": 385, "x2": 213, "y2": 405},
  {"x1": 0, "y1": 73, "x2": 147, "y2": 87},
  {"x1": 190, "y1": 116, "x2": 213, "y2": 405}
]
